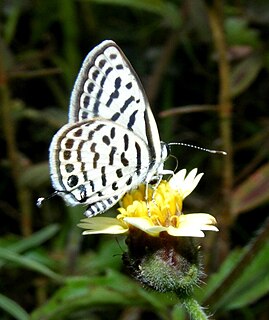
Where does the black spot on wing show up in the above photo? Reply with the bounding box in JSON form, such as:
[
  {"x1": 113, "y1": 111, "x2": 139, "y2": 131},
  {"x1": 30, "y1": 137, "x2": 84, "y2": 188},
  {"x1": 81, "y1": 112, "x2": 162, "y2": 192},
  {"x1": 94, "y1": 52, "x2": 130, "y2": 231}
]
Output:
[
  {"x1": 65, "y1": 139, "x2": 74, "y2": 149},
  {"x1": 126, "y1": 176, "x2": 132, "y2": 186},
  {"x1": 121, "y1": 152, "x2": 129, "y2": 167},
  {"x1": 101, "y1": 166, "x2": 106, "y2": 186},
  {"x1": 102, "y1": 135, "x2": 110, "y2": 145},
  {"x1": 105, "y1": 67, "x2": 113, "y2": 76},
  {"x1": 65, "y1": 164, "x2": 74, "y2": 173},
  {"x1": 109, "y1": 146, "x2": 117, "y2": 165},
  {"x1": 100, "y1": 75, "x2": 106, "y2": 88},
  {"x1": 107, "y1": 198, "x2": 113, "y2": 205},
  {"x1": 89, "y1": 180, "x2": 95, "y2": 192},
  {"x1": 78, "y1": 184, "x2": 87, "y2": 202},
  {"x1": 111, "y1": 90, "x2": 119, "y2": 99},
  {"x1": 110, "y1": 53, "x2": 117, "y2": 60},
  {"x1": 92, "y1": 70, "x2": 99, "y2": 80},
  {"x1": 123, "y1": 134, "x2": 129, "y2": 151},
  {"x1": 95, "y1": 124, "x2": 105, "y2": 131},
  {"x1": 127, "y1": 110, "x2": 138, "y2": 130},
  {"x1": 88, "y1": 123, "x2": 105, "y2": 140},
  {"x1": 83, "y1": 170, "x2": 88, "y2": 182},
  {"x1": 87, "y1": 82, "x2": 94, "y2": 94},
  {"x1": 74, "y1": 128, "x2": 83, "y2": 137},
  {"x1": 116, "y1": 169, "x2": 123, "y2": 178},
  {"x1": 110, "y1": 127, "x2": 116, "y2": 139},
  {"x1": 111, "y1": 112, "x2": 120, "y2": 121},
  {"x1": 93, "y1": 89, "x2": 103, "y2": 116},
  {"x1": 82, "y1": 111, "x2": 88, "y2": 120},
  {"x1": 77, "y1": 141, "x2": 83, "y2": 162},
  {"x1": 98, "y1": 59, "x2": 106, "y2": 68},
  {"x1": 135, "y1": 142, "x2": 142, "y2": 175},
  {"x1": 83, "y1": 96, "x2": 90, "y2": 109},
  {"x1": 106, "y1": 77, "x2": 121, "y2": 107},
  {"x1": 93, "y1": 152, "x2": 100, "y2": 169},
  {"x1": 63, "y1": 150, "x2": 71, "y2": 160},
  {"x1": 126, "y1": 82, "x2": 132, "y2": 89},
  {"x1": 91, "y1": 143, "x2": 99, "y2": 169},
  {"x1": 120, "y1": 96, "x2": 135, "y2": 113},
  {"x1": 88, "y1": 130, "x2": 94, "y2": 140},
  {"x1": 115, "y1": 77, "x2": 121, "y2": 89},
  {"x1": 93, "y1": 102, "x2": 100, "y2": 116},
  {"x1": 67, "y1": 175, "x2": 78, "y2": 188},
  {"x1": 112, "y1": 182, "x2": 118, "y2": 190}
]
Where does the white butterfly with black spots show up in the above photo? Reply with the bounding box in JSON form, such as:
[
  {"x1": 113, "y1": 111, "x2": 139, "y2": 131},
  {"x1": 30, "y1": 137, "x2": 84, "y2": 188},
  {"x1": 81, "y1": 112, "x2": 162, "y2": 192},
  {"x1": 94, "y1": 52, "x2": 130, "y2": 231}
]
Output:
[{"x1": 49, "y1": 40, "x2": 171, "y2": 217}]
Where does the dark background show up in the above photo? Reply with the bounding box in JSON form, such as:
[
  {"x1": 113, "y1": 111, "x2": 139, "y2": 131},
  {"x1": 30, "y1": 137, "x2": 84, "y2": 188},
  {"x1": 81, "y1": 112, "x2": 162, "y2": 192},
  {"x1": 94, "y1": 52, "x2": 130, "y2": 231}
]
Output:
[{"x1": 1, "y1": 0, "x2": 269, "y2": 319}]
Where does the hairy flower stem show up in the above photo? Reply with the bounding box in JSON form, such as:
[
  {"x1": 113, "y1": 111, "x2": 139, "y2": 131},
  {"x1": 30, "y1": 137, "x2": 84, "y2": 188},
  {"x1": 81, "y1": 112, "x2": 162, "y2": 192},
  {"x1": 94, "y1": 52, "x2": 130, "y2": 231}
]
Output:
[{"x1": 178, "y1": 292, "x2": 209, "y2": 320}]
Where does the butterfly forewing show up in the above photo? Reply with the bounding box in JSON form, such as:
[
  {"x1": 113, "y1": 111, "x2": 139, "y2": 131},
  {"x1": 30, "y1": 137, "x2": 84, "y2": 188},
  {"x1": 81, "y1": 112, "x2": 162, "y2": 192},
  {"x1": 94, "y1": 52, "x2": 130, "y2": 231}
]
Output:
[
  {"x1": 49, "y1": 40, "x2": 167, "y2": 216},
  {"x1": 69, "y1": 41, "x2": 157, "y2": 144}
]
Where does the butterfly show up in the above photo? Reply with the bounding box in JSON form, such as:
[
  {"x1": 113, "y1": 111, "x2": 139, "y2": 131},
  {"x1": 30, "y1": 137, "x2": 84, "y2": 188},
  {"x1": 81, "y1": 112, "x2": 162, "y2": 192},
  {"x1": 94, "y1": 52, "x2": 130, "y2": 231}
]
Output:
[{"x1": 48, "y1": 40, "x2": 171, "y2": 217}]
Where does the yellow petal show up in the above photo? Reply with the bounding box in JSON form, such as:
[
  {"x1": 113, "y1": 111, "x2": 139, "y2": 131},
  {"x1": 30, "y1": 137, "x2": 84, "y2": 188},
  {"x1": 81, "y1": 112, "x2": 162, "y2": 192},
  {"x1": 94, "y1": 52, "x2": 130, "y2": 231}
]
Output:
[
  {"x1": 123, "y1": 217, "x2": 153, "y2": 229},
  {"x1": 78, "y1": 217, "x2": 128, "y2": 235},
  {"x1": 123, "y1": 217, "x2": 167, "y2": 236},
  {"x1": 165, "y1": 213, "x2": 218, "y2": 237},
  {"x1": 178, "y1": 213, "x2": 217, "y2": 226},
  {"x1": 169, "y1": 168, "x2": 204, "y2": 199},
  {"x1": 167, "y1": 226, "x2": 206, "y2": 237}
]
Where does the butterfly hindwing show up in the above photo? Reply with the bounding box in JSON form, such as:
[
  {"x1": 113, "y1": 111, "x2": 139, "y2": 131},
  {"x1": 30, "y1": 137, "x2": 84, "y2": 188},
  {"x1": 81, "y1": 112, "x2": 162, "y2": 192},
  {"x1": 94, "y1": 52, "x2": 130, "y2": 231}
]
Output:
[{"x1": 49, "y1": 119, "x2": 151, "y2": 216}]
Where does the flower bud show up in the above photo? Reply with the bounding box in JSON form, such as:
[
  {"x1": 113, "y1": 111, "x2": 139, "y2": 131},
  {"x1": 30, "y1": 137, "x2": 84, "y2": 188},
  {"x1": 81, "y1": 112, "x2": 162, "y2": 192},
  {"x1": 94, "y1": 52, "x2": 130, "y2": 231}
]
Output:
[{"x1": 123, "y1": 228, "x2": 202, "y2": 293}]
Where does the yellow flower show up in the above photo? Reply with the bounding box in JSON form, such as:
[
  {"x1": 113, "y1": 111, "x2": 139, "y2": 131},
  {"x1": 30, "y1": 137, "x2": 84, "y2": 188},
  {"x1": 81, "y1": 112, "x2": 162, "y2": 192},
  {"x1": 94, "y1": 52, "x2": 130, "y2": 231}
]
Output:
[{"x1": 78, "y1": 168, "x2": 218, "y2": 237}]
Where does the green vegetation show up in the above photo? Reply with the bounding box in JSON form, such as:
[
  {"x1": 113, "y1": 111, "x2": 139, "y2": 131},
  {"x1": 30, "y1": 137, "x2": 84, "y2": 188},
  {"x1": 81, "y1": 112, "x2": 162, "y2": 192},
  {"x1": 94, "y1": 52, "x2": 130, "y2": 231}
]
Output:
[{"x1": 1, "y1": 1, "x2": 269, "y2": 319}]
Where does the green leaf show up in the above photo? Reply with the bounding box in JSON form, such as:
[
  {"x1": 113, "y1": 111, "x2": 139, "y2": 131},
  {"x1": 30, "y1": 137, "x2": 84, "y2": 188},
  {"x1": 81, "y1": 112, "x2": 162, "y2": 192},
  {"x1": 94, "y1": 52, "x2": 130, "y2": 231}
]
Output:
[
  {"x1": 230, "y1": 54, "x2": 263, "y2": 97},
  {"x1": 31, "y1": 270, "x2": 175, "y2": 320},
  {"x1": 0, "y1": 248, "x2": 63, "y2": 282},
  {"x1": 225, "y1": 17, "x2": 260, "y2": 47},
  {"x1": 7, "y1": 224, "x2": 60, "y2": 252},
  {"x1": 0, "y1": 293, "x2": 29, "y2": 320},
  {"x1": 19, "y1": 162, "x2": 50, "y2": 188},
  {"x1": 232, "y1": 162, "x2": 269, "y2": 216},
  {"x1": 0, "y1": 224, "x2": 60, "y2": 268},
  {"x1": 89, "y1": 0, "x2": 181, "y2": 28},
  {"x1": 197, "y1": 249, "x2": 242, "y2": 303},
  {"x1": 215, "y1": 242, "x2": 269, "y2": 310},
  {"x1": 171, "y1": 304, "x2": 186, "y2": 320},
  {"x1": 199, "y1": 241, "x2": 269, "y2": 311}
]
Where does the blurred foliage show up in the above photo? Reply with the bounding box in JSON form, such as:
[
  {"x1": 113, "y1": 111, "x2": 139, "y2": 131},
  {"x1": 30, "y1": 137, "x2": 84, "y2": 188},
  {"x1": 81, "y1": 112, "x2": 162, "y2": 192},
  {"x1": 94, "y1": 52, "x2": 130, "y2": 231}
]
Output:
[{"x1": 1, "y1": 0, "x2": 269, "y2": 319}]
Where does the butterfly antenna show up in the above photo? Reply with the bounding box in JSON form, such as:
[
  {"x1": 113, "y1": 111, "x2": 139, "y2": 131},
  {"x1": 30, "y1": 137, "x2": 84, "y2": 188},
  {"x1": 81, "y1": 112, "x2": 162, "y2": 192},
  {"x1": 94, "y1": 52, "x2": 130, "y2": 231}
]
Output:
[
  {"x1": 168, "y1": 142, "x2": 227, "y2": 155},
  {"x1": 36, "y1": 191, "x2": 59, "y2": 208}
]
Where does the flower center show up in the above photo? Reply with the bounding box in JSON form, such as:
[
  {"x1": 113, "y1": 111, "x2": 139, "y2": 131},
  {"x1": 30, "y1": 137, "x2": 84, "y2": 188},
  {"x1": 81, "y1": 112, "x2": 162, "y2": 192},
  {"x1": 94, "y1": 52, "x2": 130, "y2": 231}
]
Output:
[{"x1": 117, "y1": 181, "x2": 184, "y2": 228}]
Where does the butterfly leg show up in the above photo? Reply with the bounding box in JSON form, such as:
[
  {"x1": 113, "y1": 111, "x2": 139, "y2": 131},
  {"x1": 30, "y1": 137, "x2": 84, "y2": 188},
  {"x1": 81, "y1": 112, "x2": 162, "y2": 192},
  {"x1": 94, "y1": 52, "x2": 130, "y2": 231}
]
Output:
[
  {"x1": 145, "y1": 182, "x2": 152, "y2": 217},
  {"x1": 144, "y1": 174, "x2": 163, "y2": 216},
  {"x1": 150, "y1": 169, "x2": 175, "y2": 207}
]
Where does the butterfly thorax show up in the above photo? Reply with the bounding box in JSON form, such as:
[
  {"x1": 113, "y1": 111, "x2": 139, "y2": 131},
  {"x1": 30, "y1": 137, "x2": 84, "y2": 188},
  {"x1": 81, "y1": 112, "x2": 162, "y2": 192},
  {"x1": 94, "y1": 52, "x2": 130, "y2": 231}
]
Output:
[{"x1": 144, "y1": 141, "x2": 169, "y2": 185}]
